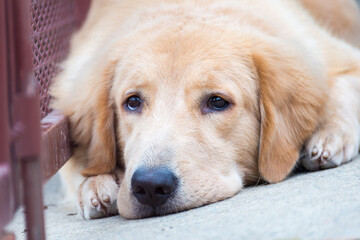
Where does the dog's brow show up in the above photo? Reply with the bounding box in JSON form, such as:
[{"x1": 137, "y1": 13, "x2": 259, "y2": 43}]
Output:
[{"x1": 124, "y1": 81, "x2": 154, "y2": 96}]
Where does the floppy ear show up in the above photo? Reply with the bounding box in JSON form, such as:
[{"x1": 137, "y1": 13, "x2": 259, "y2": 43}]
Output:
[
  {"x1": 80, "y1": 62, "x2": 117, "y2": 176},
  {"x1": 252, "y1": 37, "x2": 327, "y2": 183},
  {"x1": 51, "y1": 56, "x2": 118, "y2": 177}
]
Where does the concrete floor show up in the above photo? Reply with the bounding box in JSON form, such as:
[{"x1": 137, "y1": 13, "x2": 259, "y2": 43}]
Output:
[{"x1": 6, "y1": 156, "x2": 360, "y2": 240}]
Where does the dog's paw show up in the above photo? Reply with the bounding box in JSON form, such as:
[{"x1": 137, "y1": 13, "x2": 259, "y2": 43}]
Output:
[
  {"x1": 301, "y1": 122, "x2": 360, "y2": 171},
  {"x1": 78, "y1": 174, "x2": 119, "y2": 220}
]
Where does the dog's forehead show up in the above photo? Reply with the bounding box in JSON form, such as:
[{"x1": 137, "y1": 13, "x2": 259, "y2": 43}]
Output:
[
  {"x1": 118, "y1": 58, "x2": 242, "y2": 101},
  {"x1": 113, "y1": 26, "x2": 257, "y2": 108},
  {"x1": 119, "y1": 40, "x2": 248, "y2": 89}
]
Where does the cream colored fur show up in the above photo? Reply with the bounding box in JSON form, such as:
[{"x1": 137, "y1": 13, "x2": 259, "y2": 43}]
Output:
[{"x1": 51, "y1": 0, "x2": 360, "y2": 219}]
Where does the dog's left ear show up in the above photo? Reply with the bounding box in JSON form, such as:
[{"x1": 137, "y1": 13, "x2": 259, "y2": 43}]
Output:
[
  {"x1": 79, "y1": 59, "x2": 119, "y2": 176},
  {"x1": 51, "y1": 55, "x2": 119, "y2": 177},
  {"x1": 251, "y1": 36, "x2": 327, "y2": 183}
]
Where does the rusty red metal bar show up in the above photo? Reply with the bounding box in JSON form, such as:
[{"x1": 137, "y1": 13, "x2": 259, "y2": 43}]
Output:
[
  {"x1": 41, "y1": 111, "x2": 71, "y2": 181},
  {"x1": 1, "y1": 0, "x2": 90, "y2": 239},
  {"x1": 0, "y1": 0, "x2": 15, "y2": 234},
  {"x1": 5, "y1": 0, "x2": 45, "y2": 239}
]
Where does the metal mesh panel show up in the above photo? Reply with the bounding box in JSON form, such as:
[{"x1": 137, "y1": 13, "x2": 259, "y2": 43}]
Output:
[{"x1": 31, "y1": 0, "x2": 76, "y2": 118}]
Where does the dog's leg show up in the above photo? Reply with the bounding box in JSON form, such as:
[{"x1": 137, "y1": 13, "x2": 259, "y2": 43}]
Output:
[
  {"x1": 302, "y1": 73, "x2": 360, "y2": 170},
  {"x1": 77, "y1": 171, "x2": 124, "y2": 220},
  {"x1": 59, "y1": 157, "x2": 86, "y2": 211},
  {"x1": 60, "y1": 149, "x2": 123, "y2": 220}
]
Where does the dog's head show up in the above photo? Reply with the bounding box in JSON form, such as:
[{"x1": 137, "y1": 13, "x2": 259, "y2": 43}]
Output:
[{"x1": 52, "y1": 13, "x2": 326, "y2": 219}]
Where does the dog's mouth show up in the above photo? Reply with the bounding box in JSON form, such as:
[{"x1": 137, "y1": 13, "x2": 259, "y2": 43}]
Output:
[
  {"x1": 128, "y1": 191, "x2": 186, "y2": 219},
  {"x1": 119, "y1": 163, "x2": 244, "y2": 219}
]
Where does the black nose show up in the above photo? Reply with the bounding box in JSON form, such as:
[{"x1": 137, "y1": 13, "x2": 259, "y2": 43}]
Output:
[{"x1": 131, "y1": 167, "x2": 178, "y2": 207}]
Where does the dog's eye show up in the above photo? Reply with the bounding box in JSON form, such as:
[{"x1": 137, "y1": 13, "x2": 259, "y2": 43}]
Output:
[
  {"x1": 208, "y1": 96, "x2": 229, "y2": 111},
  {"x1": 126, "y1": 95, "x2": 142, "y2": 111}
]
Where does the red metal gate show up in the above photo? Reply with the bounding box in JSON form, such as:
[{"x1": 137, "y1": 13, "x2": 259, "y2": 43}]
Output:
[
  {"x1": 0, "y1": 0, "x2": 90, "y2": 239},
  {"x1": 0, "y1": 1, "x2": 17, "y2": 237},
  {"x1": 1, "y1": 0, "x2": 44, "y2": 239}
]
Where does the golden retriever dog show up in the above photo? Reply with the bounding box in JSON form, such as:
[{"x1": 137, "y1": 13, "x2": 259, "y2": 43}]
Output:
[{"x1": 51, "y1": 0, "x2": 360, "y2": 219}]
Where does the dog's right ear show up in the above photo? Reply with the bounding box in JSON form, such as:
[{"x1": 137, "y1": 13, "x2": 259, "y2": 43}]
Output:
[
  {"x1": 51, "y1": 56, "x2": 119, "y2": 177},
  {"x1": 250, "y1": 35, "x2": 327, "y2": 183}
]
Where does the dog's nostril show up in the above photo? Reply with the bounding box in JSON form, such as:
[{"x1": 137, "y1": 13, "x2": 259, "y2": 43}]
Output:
[
  {"x1": 155, "y1": 187, "x2": 167, "y2": 195},
  {"x1": 132, "y1": 185, "x2": 146, "y2": 195}
]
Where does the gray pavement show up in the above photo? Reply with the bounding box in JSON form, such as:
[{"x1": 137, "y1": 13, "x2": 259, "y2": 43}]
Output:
[{"x1": 6, "y1": 156, "x2": 360, "y2": 240}]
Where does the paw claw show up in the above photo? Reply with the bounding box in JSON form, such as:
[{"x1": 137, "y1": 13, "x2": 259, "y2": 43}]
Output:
[
  {"x1": 311, "y1": 147, "x2": 318, "y2": 157},
  {"x1": 302, "y1": 122, "x2": 359, "y2": 171},
  {"x1": 102, "y1": 194, "x2": 110, "y2": 203},
  {"x1": 321, "y1": 150, "x2": 329, "y2": 161},
  {"x1": 91, "y1": 198, "x2": 99, "y2": 207},
  {"x1": 78, "y1": 174, "x2": 119, "y2": 220}
]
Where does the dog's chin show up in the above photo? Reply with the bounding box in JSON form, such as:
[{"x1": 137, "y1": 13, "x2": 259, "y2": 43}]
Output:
[
  {"x1": 118, "y1": 193, "x2": 191, "y2": 219},
  {"x1": 117, "y1": 170, "x2": 244, "y2": 219},
  {"x1": 118, "y1": 190, "x2": 240, "y2": 219}
]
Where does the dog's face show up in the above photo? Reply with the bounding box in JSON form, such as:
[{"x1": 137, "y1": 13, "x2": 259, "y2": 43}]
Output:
[
  {"x1": 92, "y1": 23, "x2": 323, "y2": 218},
  {"x1": 112, "y1": 26, "x2": 261, "y2": 218},
  {"x1": 56, "y1": 18, "x2": 326, "y2": 219}
]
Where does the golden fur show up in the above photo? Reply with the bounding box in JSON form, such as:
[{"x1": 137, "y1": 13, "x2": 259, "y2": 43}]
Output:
[{"x1": 51, "y1": 0, "x2": 360, "y2": 219}]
